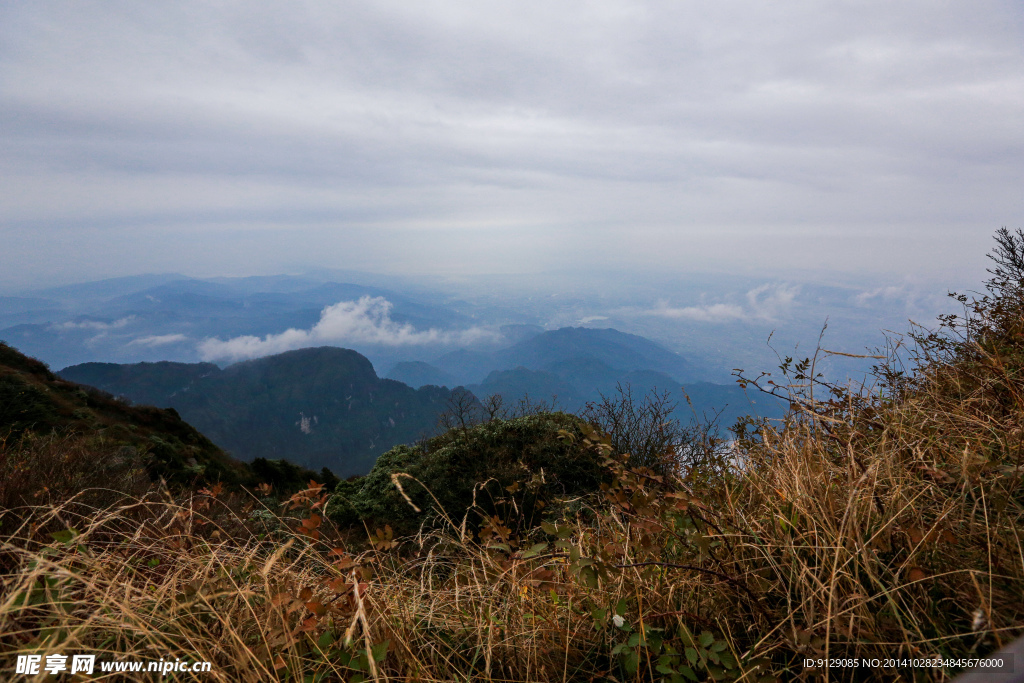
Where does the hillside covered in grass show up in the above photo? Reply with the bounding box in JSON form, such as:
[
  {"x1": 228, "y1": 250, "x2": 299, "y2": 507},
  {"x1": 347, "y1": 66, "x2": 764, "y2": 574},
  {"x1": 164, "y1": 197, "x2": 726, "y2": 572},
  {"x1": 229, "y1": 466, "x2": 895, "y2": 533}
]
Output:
[
  {"x1": 2, "y1": 231, "x2": 1024, "y2": 681},
  {"x1": 0, "y1": 340, "x2": 246, "y2": 501}
]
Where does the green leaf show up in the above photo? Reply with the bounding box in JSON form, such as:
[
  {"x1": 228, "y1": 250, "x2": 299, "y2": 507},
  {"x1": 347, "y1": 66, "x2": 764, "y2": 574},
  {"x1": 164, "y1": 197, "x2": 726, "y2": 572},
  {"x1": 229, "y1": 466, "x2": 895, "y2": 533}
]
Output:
[
  {"x1": 622, "y1": 649, "x2": 640, "y2": 675},
  {"x1": 627, "y1": 632, "x2": 641, "y2": 648},
  {"x1": 685, "y1": 647, "x2": 698, "y2": 664},
  {"x1": 370, "y1": 640, "x2": 389, "y2": 663},
  {"x1": 710, "y1": 640, "x2": 727, "y2": 652},
  {"x1": 699, "y1": 631, "x2": 714, "y2": 648},
  {"x1": 541, "y1": 521, "x2": 558, "y2": 535},
  {"x1": 522, "y1": 542, "x2": 548, "y2": 559},
  {"x1": 349, "y1": 652, "x2": 366, "y2": 671},
  {"x1": 615, "y1": 598, "x2": 628, "y2": 615},
  {"x1": 679, "y1": 665, "x2": 698, "y2": 681},
  {"x1": 50, "y1": 529, "x2": 78, "y2": 544},
  {"x1": 580, "y1": 565, "x2": 598, "y2": 588},
  {"x1": 591, "y1": 607, "x2": 607, "y2": 626},
  {"x1": 317, "y1": 630, "x2": 334, "y2": 650},
  {"x1": 656, "y1": 664, "x2": 675, "y2": 675}
]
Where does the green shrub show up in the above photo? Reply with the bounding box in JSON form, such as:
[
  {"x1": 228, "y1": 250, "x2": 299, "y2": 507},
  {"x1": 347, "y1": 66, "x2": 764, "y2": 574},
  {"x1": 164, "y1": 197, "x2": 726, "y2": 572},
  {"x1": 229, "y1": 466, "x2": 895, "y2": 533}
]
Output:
[{"x1": 327, "y1": 412, "x2": 607, "y2": 533}]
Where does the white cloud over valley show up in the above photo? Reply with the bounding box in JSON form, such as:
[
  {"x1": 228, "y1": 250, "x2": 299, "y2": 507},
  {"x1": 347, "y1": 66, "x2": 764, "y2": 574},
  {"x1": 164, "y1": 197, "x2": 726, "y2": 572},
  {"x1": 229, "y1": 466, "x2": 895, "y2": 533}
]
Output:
[
  {"x1": 646, "y1": 284, "x2": 800, "y2": 323},
  {"x1": 52, "y1": 317, "x2": 134, "y2": 331},
  {"x1": 198, "y1": 297, "x2": 497, "y2": 361},
  {"x1": 129, "y1": 334, "x2": 189, "y2": 347}
]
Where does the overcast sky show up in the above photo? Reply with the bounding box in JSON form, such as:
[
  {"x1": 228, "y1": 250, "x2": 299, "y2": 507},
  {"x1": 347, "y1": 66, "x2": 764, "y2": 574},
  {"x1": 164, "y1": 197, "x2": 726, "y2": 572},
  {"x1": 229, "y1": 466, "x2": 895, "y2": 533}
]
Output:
[{"x1": 1, "y1": 1, "x2": 1021, "y2": 292}]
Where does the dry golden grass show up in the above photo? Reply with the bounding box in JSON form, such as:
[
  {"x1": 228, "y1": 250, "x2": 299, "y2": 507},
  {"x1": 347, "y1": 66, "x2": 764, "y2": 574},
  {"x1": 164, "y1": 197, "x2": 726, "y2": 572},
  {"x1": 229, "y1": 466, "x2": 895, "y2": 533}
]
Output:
[{"x1": 2, "y1": 368, "x2": 1020, "y2": 682}]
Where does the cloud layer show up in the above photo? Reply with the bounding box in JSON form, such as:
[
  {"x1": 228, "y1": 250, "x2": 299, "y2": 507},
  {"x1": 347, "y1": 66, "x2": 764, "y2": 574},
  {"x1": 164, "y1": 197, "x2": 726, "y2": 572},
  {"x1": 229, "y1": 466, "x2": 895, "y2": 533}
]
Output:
[
  {"x1": 1, "y1": 2, "x2": 1022, "y2": 289},
  {"x1": 129, "y1": 333, "x2": 189, "y2": 347},
  {"x1": 647, "y1": 284, "x2": 800, "y2": 323},
  {"x1": 52, "y1": 317, "x2": 134, "y2": 331},
  {"x1": 198, "y1": 296, "x2": 495, "y2": 361}
]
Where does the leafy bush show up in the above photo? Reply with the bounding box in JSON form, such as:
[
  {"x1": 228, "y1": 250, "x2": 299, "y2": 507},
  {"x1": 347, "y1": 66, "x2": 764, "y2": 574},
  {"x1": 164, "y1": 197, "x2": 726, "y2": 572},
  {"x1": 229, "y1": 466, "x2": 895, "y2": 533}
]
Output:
[{"x1": 327, "y1": 412, "x2": 607, "y2": 533}]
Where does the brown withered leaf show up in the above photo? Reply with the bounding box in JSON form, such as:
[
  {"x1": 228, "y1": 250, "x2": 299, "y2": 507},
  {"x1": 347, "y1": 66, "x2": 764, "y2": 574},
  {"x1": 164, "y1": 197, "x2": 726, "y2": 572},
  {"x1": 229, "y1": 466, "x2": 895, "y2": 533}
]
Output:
[
  {"x1": 326, "y1": 577, "x2": 349, "y2": 593},
  {"x1": 294, "y1": 616, "x2": 318, "y2": 633},
  {"x1": 526, "y1": 568, "x2": 555, "y2": 590},
  {"x1": 907, "y1": 567, "x2": 928, "y2": 582}
]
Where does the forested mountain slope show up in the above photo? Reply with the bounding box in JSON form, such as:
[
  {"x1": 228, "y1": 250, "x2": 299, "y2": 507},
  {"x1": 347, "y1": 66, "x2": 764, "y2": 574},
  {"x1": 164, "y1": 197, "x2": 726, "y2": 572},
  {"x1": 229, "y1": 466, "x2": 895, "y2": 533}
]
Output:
[{"x1": 61, "y1": 347, "x2": 457, "y2": 475}]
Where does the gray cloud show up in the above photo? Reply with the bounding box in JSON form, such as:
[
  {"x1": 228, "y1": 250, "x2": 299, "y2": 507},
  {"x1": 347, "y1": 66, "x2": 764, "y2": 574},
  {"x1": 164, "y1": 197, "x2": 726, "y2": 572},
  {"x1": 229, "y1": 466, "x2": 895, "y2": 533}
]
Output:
[{"x1": 1, "y1": 1, "x2": 1022, "y2": 289}]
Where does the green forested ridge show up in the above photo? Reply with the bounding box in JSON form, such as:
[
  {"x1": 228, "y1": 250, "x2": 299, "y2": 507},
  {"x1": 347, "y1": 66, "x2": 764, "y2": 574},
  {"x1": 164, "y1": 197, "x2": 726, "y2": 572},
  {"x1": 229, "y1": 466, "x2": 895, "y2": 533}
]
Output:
[
  {"x1": 61, "y1": 346, "x2": 460, "y2": 476},
  {"x1": 1, "y1": 341, "x2": 341, "y2": 505}
]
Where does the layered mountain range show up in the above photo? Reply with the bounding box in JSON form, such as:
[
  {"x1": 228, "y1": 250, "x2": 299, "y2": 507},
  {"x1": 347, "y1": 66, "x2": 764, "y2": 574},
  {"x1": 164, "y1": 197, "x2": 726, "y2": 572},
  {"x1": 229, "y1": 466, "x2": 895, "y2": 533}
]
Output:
[
  {"x1": 5, "y1": 272, "x2": 784, "y2": 476},
  {"x1": 60, "y1": 327, "x2": 782, "y2": 475},
  {"x1": 388, "y1": 326, "x2": 780, "y2": 427}
]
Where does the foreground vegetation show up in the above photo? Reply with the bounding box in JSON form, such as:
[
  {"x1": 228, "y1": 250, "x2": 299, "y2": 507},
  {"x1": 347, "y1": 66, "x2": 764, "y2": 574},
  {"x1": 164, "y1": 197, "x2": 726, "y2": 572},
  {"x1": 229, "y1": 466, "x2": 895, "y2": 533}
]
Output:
[{"x1": 3, "y1": 231, "x2": 1024, "y2": 681}]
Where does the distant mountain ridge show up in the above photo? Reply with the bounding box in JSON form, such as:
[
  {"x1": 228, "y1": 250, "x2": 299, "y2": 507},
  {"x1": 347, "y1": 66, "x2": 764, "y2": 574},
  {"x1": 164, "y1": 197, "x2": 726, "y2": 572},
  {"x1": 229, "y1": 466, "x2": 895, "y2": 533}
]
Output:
[
  {"x1": 386, "y1": 361, "x2": 458, "y2": 389},
  {"x1": 60, "y1": 347, "x2": 456, "y2": 476},
  {"x1": 391, "y1": 327, "x2": 783, "y2": 426},
  {"x1": 431, "y1": 327, "x2": 699, "y2": 386}
]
